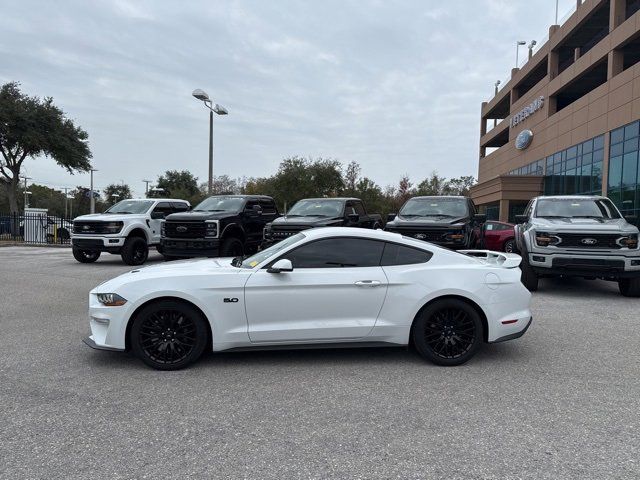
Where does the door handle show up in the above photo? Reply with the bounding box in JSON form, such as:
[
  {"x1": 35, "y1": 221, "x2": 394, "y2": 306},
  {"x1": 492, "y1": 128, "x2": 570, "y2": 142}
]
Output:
[{"x1": 354, "y1": 280, "x2": 381, "y2": 287}]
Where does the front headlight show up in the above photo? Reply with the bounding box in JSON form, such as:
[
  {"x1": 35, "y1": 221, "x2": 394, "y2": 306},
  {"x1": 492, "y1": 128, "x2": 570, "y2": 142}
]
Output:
[
  {"x1": 535, "y1": 231, "x2": 561, "y2": 247},
  {"x1": 205, "y1": 220, "x2": 219, "y2": 238},
  {"x1": 104, "y1": 221, "x2": 124, "y2": 234},
  {"x1": 618, "y1": 234, "x2": 638, "y2": 249},
  {"x1": 263, "y1": 225, "x2": 272, "y2": 239},
  {"x1": 96, "y1": 293, "x2": 127, "y2": 306}
]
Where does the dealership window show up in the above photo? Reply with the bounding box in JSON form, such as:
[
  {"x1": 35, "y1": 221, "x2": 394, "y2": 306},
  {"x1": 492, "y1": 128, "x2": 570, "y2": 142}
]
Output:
[
  {"x1": 608, "y1": 120, "x2": 640, "y2": 222},
  {"x1": 543, "y1": 135, "x2": 604, "y2": 197},
  {"x1": 507, "y1": 159, "x2": 544, "y2": 176}
]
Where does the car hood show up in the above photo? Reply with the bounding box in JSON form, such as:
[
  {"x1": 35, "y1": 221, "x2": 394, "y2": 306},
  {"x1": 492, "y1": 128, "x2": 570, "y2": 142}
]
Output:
[
  {"x1": 271, "y1": 216, "x2": 343, "y2": 227},
  {"x1": 387, "y1": 215, "x2": 468, "y2": 228},
  {"x1": 74, "y1": 213, "x2": 147, "y2": 222},
  {"x1": 533, "y1": 217, "x2": 638, "y2": 233},
  {"x1": 166, "y1": 211, "x2": 235, "y2": 221},
  {"x1": 92, "y1": 257, "x2": 241, "y2": 293}
]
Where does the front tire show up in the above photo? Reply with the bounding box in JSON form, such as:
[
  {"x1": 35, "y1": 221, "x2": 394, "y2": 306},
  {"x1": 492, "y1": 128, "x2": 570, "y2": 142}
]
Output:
[
  {"x1": 72, "y1": 248, "x2": 100, "y2": 263},
  {"x1": 504, "y1": 239, "x2": 516, "y2": 253},
  {"x1": 520, "y1": 255, "x2": 538, "y2": 291},
  {"x1": 131, "y1": 300, "x2": 209, "y2": 370},
  {"x1": 619, "y1": 278, "x2": 640, "y2": 297},
  {"x1": 220, "y1": 237, "x2": 244, "y2": 257},
  {"x1": 412, "y1": 299, "x2": 483, "y2": 366},
  {"x1": 121, "y1": 237, "x2": 148, "y2": 265}
]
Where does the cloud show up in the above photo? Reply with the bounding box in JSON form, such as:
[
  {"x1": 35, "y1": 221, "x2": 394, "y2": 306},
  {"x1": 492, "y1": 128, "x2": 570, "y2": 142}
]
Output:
[{"x1": 1, "y1": 0, "x2": 557, "y2": 196}]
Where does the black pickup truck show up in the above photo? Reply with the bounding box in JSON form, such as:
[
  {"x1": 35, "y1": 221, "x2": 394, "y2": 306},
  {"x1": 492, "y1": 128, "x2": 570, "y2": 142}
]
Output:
[
  {"x1": 384, "y1": 196, "x2": 485, "y2": 250},
  {"x1": 160, "y1": 195, "x2": 280, "y2": 258},
  {"x1": 262, "y1": 197, "x2": 383, "y2": 248}
]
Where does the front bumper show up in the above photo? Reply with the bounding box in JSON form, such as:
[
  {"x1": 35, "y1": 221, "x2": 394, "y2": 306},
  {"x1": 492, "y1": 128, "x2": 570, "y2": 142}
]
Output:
[
  {"x1": 527, "y1": 250, "x2": 640, "y2": 278},
  {"x1": 161, "y1": 238, "x2": 220, "y2": 257},
  {"x1": 83, "y1": 336, "x2": 125, "y2": 352},
  {"x1": 72, "y1": 235, "x2": 125, "y2": 252}
]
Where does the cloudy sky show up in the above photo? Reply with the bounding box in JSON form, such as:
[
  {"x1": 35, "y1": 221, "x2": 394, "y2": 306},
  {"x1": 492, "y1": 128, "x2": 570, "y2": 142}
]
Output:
[{"x1": 1, "y1": 0, "x2": 577, "y2": 197}]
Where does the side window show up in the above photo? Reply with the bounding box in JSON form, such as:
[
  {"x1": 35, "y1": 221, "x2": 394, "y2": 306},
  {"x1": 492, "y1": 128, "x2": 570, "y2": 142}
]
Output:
[
  {"x1": 260, "y1": 199, "x2": 277, "y2": 214},
  {"x1": 381, "y1": 243, "x2": 432, "y2": 266},
  {"x1": 152, "y1": 202, "x2": 173, "y2": 218},
  {"x1": 354, "y1": 201, "x2": 366, "y2": 216},
  {"x1": 344, "y1": 203, "x2": 357, "y2": 216},
  {"x1": 245, "y1": 200, "x2": 260, "y2": 212},
  {"x1": 280, "y1": 238, "x2": 385, "y2": 268},
  {"x1": 484, "y1": 223, "x2": 496, "y2": 231},
  {"x1": 524, "y1": 200, "x2": 534, "y2": 218},
  {"x1": 172, "y1": 202, "x2": 189, "y2": 212}
]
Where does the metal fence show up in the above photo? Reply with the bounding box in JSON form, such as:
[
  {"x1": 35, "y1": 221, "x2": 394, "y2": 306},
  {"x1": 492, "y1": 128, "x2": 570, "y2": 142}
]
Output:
[{"x1": 0, "y1": 212, "x2": 73, "y2": 245}]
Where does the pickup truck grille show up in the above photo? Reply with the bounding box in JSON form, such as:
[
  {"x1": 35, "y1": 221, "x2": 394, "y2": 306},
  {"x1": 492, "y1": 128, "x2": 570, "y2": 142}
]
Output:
[
  {"x1": 386, "y1": 228, "x2": 447, "y2": 242},
  {"x1": 73, "y1": 221, "x2": 111, "y2": 234},
  {"x1": 557, "y1": 233, "x2": 622, "y2": 249},
  {"x1": 164, "y1": 221, "x2": 207, "y2": 239}
]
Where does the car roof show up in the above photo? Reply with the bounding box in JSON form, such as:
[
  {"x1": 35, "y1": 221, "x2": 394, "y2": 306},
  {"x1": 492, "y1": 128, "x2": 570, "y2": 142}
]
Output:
[
  {"x1": 297, "y1": 197, "x2": 358, "y2": 202},
  {"x1": 203, "y1": 194, "x2": 272, "y2": 199},
  {"x1": 411, "y1": 196, "x2": 468, "y2": 199},
  {"x1": 534, "y1": 195, "x2": 604, "y2": 201},
  {"x1": 127, "y1": 198, "x2": 189, "y2": 203}
]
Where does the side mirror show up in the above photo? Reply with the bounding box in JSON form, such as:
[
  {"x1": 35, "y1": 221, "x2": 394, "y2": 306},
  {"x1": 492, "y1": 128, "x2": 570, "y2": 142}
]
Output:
[
  {"x1": 387, "y1": 213, "x2": 397, "y2": 222},
  {"x1": 347, "y1": 213, "x2": 359, "y2": 223},
  {"x1": 150, "y1": 211, "x2": 165, "y2": 219},
  {"x1": 246, "y1": 205, "x2": 262, "y2": 217},
  {"x1": 473, "y1": 214, "x2": 487, "y2": 224},
  {"x1": 267, "y1": 258, "x2": 293, "y2": 273},
  {"x1": 514, "y1": 214, "x2": 528, "y2": 224}
]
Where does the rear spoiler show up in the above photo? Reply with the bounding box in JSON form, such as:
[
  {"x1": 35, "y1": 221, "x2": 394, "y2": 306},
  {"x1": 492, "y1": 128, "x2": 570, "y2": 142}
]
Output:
[{"x1": 459, "y1": 250, "x2": 522, "y2": 269}]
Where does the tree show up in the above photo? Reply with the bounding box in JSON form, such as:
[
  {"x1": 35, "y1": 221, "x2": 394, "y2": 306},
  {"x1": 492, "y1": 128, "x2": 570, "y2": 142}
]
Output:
[
  {"x1": 0, "y1": 82, "x2": 92, "y2": 215},
  {"x1": 416, "y1": 171, "x2": 448, "y2": 196},
  {"x1": 444, "y1": 175, "x2": 477, "y2": 196},
  {"x1": 23, "y1": 184, "x2": 68, "y2": 217},
  {"x1": 152, "y1": 170, "x2": 199, "y2": 201},
  {"x1": 70, "y1": 186, "x2": 104, "y2": 216},
  {"x1": 343, "y1": 161, "x2": 361, "y2": 194},
  {"x1": 103, "y1": 183, "x2": 132, "y2": 205}
]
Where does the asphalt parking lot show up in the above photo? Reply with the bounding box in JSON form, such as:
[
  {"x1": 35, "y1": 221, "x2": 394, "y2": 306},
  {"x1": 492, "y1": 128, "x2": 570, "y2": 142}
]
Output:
[{"x1": 1, "y1": 246, "x2": 639, "y2": 479}]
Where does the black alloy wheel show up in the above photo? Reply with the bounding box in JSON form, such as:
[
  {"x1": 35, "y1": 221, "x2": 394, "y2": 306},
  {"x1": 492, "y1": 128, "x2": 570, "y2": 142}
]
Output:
[
  {"x1": 121, "y1": 237, "x2": 148, "y2": 266},
  {"x1": 131, "y1": 300, "x2": 208, "y2": 370},
  {"x1": 504, "y1": 239, "x2": 516, "y2": 253},
  {"x1": 72, "y1": 248, "x2": 101, "y2": 263},
  {"x1": 221, "y1": 237, "x2": 244, "y2": 257},
  {"x1": 412, "y1": 299, "x2": 482, "y2": 366}
]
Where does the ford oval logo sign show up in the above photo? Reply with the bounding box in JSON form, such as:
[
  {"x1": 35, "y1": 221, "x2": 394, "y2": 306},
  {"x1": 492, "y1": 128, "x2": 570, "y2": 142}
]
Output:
[
  {"x1": 515, "y1": 129, "x2": 534, "y2": 150},
  {"x1": 415, "y1": 233, "x2": 427, "y2": 239},
  {"x1": 581, "y1": 238, "x2": 597, "y2": 245},
  {"x1": 176, "y1": 226, "x2": 188, "y2": 233}
]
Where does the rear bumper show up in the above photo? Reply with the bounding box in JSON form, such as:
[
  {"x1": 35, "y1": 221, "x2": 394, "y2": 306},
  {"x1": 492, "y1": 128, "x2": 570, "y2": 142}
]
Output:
[
  {"x1": 489, "y1": 317, "x2": 532, "y2": 343},
  {"x1": 161, "y1": 238, "x2": 220, "y2": 257}
]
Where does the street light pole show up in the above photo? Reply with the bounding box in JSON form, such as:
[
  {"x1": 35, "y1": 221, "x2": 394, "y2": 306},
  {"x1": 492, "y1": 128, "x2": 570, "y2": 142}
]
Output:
[
  {"x1": 142, "y1": 179, "x2": 152, "y2": 196},
  {"x1": 21, "y1": 176, "x2": 31, "y2": 209},
  {"x1": 192, "y1": 89, "x2": 228, "y2": 195},
  {"x1": 555, "y1": 0, "x2": 559, "y2": 24},
  {"x1": 515, "y1": 40, "x2": 526, "y2": 68},
  {"x1": 90, "y1": 168, "x2": 98, "y2": 213}
]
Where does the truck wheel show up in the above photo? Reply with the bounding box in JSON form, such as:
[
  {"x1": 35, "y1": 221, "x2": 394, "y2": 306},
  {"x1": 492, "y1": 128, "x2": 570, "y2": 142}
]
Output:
[
  {"x1": 73, "y1": 248, "x2": 100, "y2": 263},
  {"x1": 221, "y1": 237, "x2": 244, "y2": 257},
  {"x1": 121, "y1": 237, "x2": 148, "y2": 265},
  {"x1": 520, "y1": 256, "x2": 538, "y2": 291},
  {"x1": 618, "y1": 278, "x2": 640, "y2": 297}
]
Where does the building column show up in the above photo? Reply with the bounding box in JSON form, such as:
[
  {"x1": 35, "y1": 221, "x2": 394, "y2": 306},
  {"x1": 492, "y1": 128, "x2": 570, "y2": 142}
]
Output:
[
  {"x1": 548, "y1": 49, "x2": 559, "y2": 80},
  {"x1": 608, "y1": 50, "x2": 624, "y2": 79},
  {"x1": 610, "y1": 0, "x2": 626, "y2": 31},
  {"x1": 499, "y1": 199, "x2": 510, "y2": 223},
  {"x1": 574, "y1": 47, "x2": 581, "y2": 62}
]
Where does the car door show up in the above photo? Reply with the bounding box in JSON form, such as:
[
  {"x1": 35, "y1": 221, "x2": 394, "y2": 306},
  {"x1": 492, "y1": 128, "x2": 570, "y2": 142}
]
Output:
[
  {"x1": 353, "y1": 201, "x2": 370, "y2": 228},
  {"x1": 149, "y1": 202, "x2": 173, "y2": 243},
  {"x1": 244, "y1": 237, "x2": 389, "y2": 342},
  {"x1": 243, "y1": 200, "x2": 264, "y2": 246}
]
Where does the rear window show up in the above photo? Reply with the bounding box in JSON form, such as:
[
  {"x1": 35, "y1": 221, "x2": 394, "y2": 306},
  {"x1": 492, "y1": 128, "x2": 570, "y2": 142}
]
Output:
[{"x1": 381, "y1": 243, "x2": 432, "y2": 266}]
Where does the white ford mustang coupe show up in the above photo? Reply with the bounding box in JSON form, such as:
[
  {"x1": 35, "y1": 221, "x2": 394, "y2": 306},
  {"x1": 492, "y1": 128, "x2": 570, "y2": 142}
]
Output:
[{"x1": 84, "y1": 227, "x2": 532, "y2": 370}]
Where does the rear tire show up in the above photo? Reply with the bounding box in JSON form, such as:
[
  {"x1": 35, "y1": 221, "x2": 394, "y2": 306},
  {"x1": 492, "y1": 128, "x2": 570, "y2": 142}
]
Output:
[
  {"x1": 520, "y1": 255, "x2": 538, "y2": 291},
  {"x1": 619, "y1": 278, "x2": 640, "y2": 297},
  {"x1": 504, "y1": 239, "x2": 516, "y2": 253},
  {"x1": 412, "y1": 298, "x2": 483, "y2": 366},
  {"x1": 72, "y1": 248, "x2": 100, "y2": 263},
  {"x1": 131, "y1": 300, "x2": 209, "y2": 370},
  {"x1": 121, "y1": 237, "x2": 148, "y2": 265},
  {"x1": 220, "y1": 237, "x2": 244, "y2": 257}
]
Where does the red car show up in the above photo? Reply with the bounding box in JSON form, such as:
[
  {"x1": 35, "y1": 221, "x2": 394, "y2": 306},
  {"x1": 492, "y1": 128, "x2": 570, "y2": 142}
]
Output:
[{"x1": 480, "y1": 220, "x2": 516, "y2": 253}]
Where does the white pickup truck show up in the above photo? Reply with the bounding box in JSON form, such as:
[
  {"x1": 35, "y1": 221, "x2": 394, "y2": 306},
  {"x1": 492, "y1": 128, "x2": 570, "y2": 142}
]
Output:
[{"x1": 71, "y1": 198, "x2": 190, "y2": 265}]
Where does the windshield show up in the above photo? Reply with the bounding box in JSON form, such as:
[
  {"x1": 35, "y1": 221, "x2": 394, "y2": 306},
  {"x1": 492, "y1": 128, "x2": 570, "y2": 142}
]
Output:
[
  {"x1": 104, "y1": 200, "x2": 154, "y2": 214},
  {"x1": 239, "y1": 233, "x2": 305, "y2": 269},
  {"x1": 287, "y1": 199, "x2": 344, "y2": 217},
  {"x1": 194, "y1": 196, "x2": 244, "y2": 212},
  {"x1": 536, "y1": 198, "x2": 621, "y2": 219},
  {"x1": 400, "y1": 198, "x2": 469, "y2": 218}
]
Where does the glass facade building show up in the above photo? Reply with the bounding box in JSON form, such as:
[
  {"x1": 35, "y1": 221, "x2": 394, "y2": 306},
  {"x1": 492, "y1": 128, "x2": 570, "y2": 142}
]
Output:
[{"x1": 607, "y1": 120, "x2": 640, "y2": 219}]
